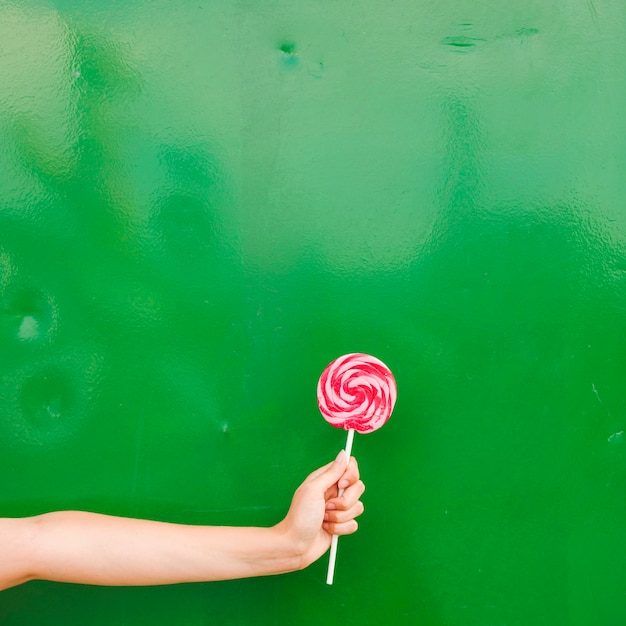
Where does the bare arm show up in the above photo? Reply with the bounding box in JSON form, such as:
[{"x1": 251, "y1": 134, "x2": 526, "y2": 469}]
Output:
[{"x1": 0, "y1": 452, "x2": 365, "y2": 590}]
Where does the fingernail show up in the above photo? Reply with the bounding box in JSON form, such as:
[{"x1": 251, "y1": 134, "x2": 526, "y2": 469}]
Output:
[
  {"x1": 326, "y1": 503, "x2": 336, "y2": 510},
  {"x1": 338, "y1": 479, "x2": 349, "y2": 489},
  {"x1": 335, "y1": 449, "x2": 346, "y2": 462}
]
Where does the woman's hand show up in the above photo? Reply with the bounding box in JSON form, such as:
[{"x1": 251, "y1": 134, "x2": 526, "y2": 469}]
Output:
[
  {"x1": 275, "y1": 450, "x2": 366, "y2": 569},
  {"x1": 0, "y1": 453, "x2": 366, "y2": 591}
]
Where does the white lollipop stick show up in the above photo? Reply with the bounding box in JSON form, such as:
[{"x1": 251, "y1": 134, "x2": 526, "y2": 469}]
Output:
[{"x1": 326, "y1": 427, "x2": 355, "y2": 585}]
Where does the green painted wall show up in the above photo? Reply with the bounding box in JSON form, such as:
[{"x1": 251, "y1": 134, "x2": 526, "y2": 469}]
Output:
[{"x1": 1, "y1": 1, "x2": 625, "y2": 624}]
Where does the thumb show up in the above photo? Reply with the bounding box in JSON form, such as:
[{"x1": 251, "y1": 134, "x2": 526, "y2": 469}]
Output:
[{"x1": 309, "y1": 450, "x2": 348, "y2": 491}]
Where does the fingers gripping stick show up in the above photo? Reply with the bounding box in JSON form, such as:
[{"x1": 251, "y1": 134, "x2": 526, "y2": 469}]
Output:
[{"x1": 325, "y1": 428, "x2": 354, "y2": 584}]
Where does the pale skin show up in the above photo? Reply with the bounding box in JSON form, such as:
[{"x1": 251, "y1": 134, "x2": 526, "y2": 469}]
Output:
[{"x1": 0, "y1": 450, "x2": 364, "y2": 591}]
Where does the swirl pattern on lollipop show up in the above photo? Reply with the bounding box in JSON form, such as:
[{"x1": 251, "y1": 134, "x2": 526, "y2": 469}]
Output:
[{"x1": 317, "y1": 353, "x2": 397, "y2": 433}]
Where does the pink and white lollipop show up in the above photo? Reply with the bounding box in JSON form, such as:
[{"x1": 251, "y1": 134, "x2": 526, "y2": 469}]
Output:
[
  {"x1": 317, "y1": 353, "x2": 396, "y2": 434},
  {"x1": 317, "y1": 353, "x2": 397, "y2": 584}
]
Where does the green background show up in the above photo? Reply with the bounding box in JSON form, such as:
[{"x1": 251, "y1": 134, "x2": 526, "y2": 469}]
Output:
[{"x1": 1, "y1": 0, "x2": 625, "y2": 624}]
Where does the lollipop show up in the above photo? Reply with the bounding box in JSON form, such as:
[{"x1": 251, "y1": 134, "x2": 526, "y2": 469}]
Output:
[{"x1": 317, "y1": 353, "x2": 397, "y2": 584}]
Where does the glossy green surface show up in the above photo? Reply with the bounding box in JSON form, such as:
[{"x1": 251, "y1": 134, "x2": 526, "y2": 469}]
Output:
[{"x1": 1, "y1": 1, "x2": 626, "y2": 624}]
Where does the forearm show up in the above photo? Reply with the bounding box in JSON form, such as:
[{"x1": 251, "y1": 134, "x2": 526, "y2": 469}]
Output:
[
  {"x1": 0, "y1": 517, "x2": 36, "y2": 591},
  {"x1": 0, "y1": 453, "x2": 364, "y2": 591},
  {"x1": 3, "y1": 511, "x2": 301, "y2": 589}
]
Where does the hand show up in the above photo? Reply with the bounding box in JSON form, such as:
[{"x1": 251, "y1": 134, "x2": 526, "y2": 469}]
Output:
[
  {"x1": 275, "y1": 450, "x2": 365, "y2": 569},
  {"x1": 0, "y1": 452, "x2": 364, "y2": 590}
]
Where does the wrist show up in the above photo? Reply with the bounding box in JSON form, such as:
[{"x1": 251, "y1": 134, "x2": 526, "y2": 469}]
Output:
[{"x1": 271, "y1": 521, "x2": 307, "y2": 572}]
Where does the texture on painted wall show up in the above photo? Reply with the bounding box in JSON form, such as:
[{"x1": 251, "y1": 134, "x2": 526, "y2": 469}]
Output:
[{"x1": 1, "y1": 1, "x2": 625, "y2": 625}]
